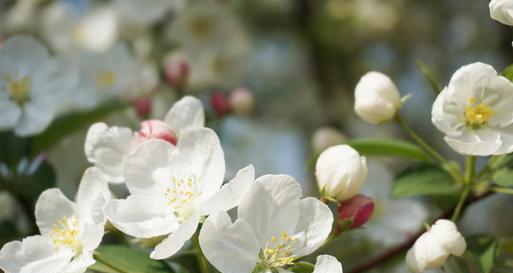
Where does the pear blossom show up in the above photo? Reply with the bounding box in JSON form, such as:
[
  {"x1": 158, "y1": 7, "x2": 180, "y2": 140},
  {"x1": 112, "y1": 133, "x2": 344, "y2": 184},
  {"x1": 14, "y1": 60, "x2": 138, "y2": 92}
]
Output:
[
  {"x1": 85, "y1": 96, "x2": 204, "y2": 183},
  {"x1": 0, "y1": 167, "x2": 110, "y2": 273},
  {"x1": 354, "y1": 71, "x2": 401, "y2": 124},
  {"x1": 432, "y1": 62, "x2": 513, "y2": 156},
  {"x1": 104, "y1": 128, "x2": 255, "y2": 259},
  {"x1": 199, "y1": 174, "x2": 333, "y2": 273},
  {"x1": 489, "y1": 0, "x2": 513, "y2": 26},
  {"x1": 406, "y1": 219, "x2": 466, "y2": 273},
  {"x1": 315, "y1": 145, "x2": 367, "y2": 201},
  {"x1": 0, "y1": 35, "x2": 78, "y2": 136}
]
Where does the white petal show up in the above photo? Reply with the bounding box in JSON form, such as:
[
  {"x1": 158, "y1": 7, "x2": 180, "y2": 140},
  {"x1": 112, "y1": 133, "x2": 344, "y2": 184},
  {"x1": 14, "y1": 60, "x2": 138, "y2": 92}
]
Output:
[
  {"x1": 164, "y1": 96, "x2": 205, "y2": 132},
  {"x1": 199, "y1": 212, "x2": 260, "y2": 273},
  {"x1": 0, "y1": 35, "x2": 49, "y2": 69},
  {"x1": 150, "y1": 213, "x2": 200, "y2": 259},
  {"x1": 80, "y1": 222, "x2": 105, "y2": 253},
  {"x1": 124, "y1": 139, "x2": 176, "y2": 194},
  {"x1": 444, "y1": 130, "x2": 501, "y2": 156},
  {"x1": 0, "y1": 100, "x2": 21, "y2": 130},
  {"x1": 14, "y1": 99, "x2": 56, "y2": 136},
  {"x1": 429, "y1": 219, "x2": 466, "y2": 256},
  {"x1": 199, "y1": 165, "x2": 255, "y2": 215},
  {"x1": 312, "y1": 255, "x2": 343, "y2": 273},
  {"x1": 103, "y1": 195, "x2": 179, "y2": 238},
  {"x1": 292, "y1": 197, "x2": 333, "y2": 257},
  {"x1": 175, "y1": 128, "x2": 225, "y2": 202},
  {"x1": 60, "y1": 253, "x2": 95, "y2": 273},
  {"x1": 237, "y1": 174, "x2": 301, "y2": 246},
  {"x1": 0, "y1": 235, "x2": 73, "y2": 273},
  {"x1": 406, "y1": 232, "x2": 449, "y2": 273},
  {"x1": 76, "y1": 167, "x2": 111, "y2": 225},
  {"x1": 35, "y1": 189, "x2": 77, "y2": 236}
]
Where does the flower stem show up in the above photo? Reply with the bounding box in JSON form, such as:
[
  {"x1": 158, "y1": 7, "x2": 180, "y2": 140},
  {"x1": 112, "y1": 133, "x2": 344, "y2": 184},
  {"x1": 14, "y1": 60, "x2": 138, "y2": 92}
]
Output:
[
  {"x1": 193, "y1": 232, "x2": 209, "y2": 273},
  {"x1": 451, "y1": 156, "x2": 476, "y2": 222},
  {"x1": 492, "y1": 186, "x2": 513, "y2": 194},
  {"x1": 93, "y1": 252, "x2": 130, "y2": 273}
]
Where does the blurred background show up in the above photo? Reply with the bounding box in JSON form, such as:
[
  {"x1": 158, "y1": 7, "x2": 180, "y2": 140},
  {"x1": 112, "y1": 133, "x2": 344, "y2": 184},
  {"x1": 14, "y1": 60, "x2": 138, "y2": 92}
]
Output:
[{"x1": 1, "y1": 0, "x2": 513, "y2": 272}]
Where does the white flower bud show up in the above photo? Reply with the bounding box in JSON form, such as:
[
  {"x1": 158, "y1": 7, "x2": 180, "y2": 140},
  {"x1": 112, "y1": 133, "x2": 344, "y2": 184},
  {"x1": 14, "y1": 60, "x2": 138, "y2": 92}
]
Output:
[
  {"x1": 315, "y1": 145, "x2": 367, "y2": 201},
  {"x1": 490, "y1": 0, "x2": 513, "y2": 26},
  {"x1": 406, "y1": 219, "x2": 466, "y2": 273},
  {"x1": 354, "y1": 71, "x2": 401, "y2": 124},
  {"x1": 311, "y1": 127, "x2": 346, "y2": 153}
]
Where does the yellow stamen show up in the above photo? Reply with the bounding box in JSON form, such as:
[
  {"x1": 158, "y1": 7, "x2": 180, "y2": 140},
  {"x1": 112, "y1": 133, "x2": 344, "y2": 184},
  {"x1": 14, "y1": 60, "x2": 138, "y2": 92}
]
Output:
[
  {"x1": 6, "y1": 75, "x2": 30, "y2": 103},
  {"x1": 262, "y1": 232, "x2": 297, "y2": 268},
  {"x1": 164, "y1": 176, "x2": 200, "y2": 222},
  {"x1": 464, "y1": 97, "x2": 494, "y2": 129},
  {"x1": 49, "y1": 216, "x2": 82, "y2": 254},
  {"x1": 96, "y1": 70, "x2": 116, "y2": 88}
]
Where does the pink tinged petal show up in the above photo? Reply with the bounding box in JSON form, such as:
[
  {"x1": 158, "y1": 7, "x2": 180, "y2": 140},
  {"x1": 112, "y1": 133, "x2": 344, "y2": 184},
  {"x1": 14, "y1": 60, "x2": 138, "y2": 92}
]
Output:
[
  {"x1": 199, "y1": 165, "x2": 255, "y2": 216},
  {"x1": 0, "y1": 235, "x2": 73, "y2": 273},
  {"x1": 199, "y1": 212, "x2": 260, "y2": 273},
  {"x1": 150, "y1": 213, "x2": 200, "y2": 259},
  {"x1": 164, "y1": 96, "x2": 205, "y2": 132},
  {"x1": 312, "y1": 255, "x2": 343, "y2": 273},
  {"x1": 137, "y1": 120, "x2": 177, "y2": 145},
  {"x1": 237, "y1": 175, "x2": 301, "y2": 246},
  {"x1": 337, "y1": 194, "x2": 374, "y2": 229},
  {"x1": 293, "y1": 198, "x2": 333, "y2": 257},
  {"x1": 103, "y1": 195, "x2": 179, "y2": 238},
  {"x1": 35, "y1": 189, "x2": 77, "y2": 236}
]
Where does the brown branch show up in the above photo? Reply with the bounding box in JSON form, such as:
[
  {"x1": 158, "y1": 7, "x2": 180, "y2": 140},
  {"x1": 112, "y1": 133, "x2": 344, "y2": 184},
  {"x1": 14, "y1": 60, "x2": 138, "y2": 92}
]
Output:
[{"x1": 347, "y1": 191, "x2": 494, "y2": 273}]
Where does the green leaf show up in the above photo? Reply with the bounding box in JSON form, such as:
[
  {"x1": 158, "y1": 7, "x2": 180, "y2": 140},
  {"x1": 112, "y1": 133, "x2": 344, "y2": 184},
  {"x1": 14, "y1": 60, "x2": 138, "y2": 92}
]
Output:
[
  {"x1": 32, "y1": 101, "x2": 127, "y2": 155},
  {"x1": 90, "y1": 245, "x2": 175, "y2": 273},
  {"x1": 288, "y1": 261, "x2": 315, "y2": 273},
  {"x1": 169, "y1": 253, "x2": 201, "y2": 273},
  {"x1": 392, "y1": 163, "x2": 460, "y2": 197},
  {"x1": 502, "y1": 64, "x2": 513, "y2": 82},
  {"x1": 493, "y1": 168, "x2": 513, "y2": 187},
  {"x1": 465, "y1": 235, "x2": 499, "y2": 273},
  {"x1": 416, "y1": 60, "x2": 442, "y2": 94},
  {"x1": 345, "y1": 138, "x2": 430, "y2": 161}
]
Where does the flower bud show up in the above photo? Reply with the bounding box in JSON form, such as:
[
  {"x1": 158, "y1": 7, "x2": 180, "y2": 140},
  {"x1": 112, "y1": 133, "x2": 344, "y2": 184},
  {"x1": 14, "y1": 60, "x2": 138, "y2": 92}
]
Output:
[
  {"x1": 137, "y1": 120, "x2": 177, "y2": 145},
  {"x1": 210, "y1": 91, "x2": 231, "y2": 117},
  {"x1": 311, "y1": 127, "x2": 346, "y2": 153},
  {"x1": 489, "y1": 0, "x2": 513, "y2": 26},
  {"x1": 133, "y1": 96, "x2": 152, "y2": 119},
  {"x1": 337, "y1": 194, "x2": 374, "y2": 229},
  {"x1": 315, "y1": 145, "x2": 367, "y2": 201},
  {"x1": 406, "y1": 219, "x2": 466, "y2": 273},
  {"x1": 164, "y1": 52, "x2": 189, "y2": 89},
  {"x1": 229, "y1": 87, "x2": 254, "y2": 115},
  {"x1": 354, "y1": 71, "x2": 401, "y2": 124}
]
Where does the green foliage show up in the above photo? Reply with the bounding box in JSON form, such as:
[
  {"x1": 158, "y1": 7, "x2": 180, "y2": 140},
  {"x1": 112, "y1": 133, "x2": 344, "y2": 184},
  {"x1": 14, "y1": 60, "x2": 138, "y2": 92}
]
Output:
[
  {"x1": 416, "y1": 60, "x2": 442, "y2": 94},
  {"x1": 493, "y1": 168, "x2": 513, "y2": 187},
  {"x1": 465, "y1": 235, "x2": 499, "y2": 273},
  {"x1": 14, "y1": 161, "x2": 56, "y2": 204},
  {"x1": 393, "y1": 163, "x2": 460, "y2": 197},
  {"x1": 502, "y1": 64, "x2": 513, "y2": 82},
  {"x1": 288, "y1": 261, "x2": 315, "y2": 273},
  {"x1": 32, "y1": 101, "x2": 127, "y2": 155},
  {"x1": 346, "y1": 138, "x2": 430, "y2": 161},
  {"x1": 169, "y1": 253, "x2": 202, "y2": 273},
  {"x1": 90, "y1": 245, "x2": 175, "y2": 273}
]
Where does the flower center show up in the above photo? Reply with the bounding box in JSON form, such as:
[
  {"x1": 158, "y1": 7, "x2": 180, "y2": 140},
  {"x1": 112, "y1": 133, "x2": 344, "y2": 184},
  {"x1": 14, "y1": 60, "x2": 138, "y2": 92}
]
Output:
[
  {"x1": 49, "y1": 216, "x2": 82, "y2": 254},
  {"x1": 464, "y1": 97, "x2": 494, "y2": 129},
  {"x1": 262, "y1": 232, "x2": 297, "y2": 268},
  {"x1": 164, "y1": 177, "x2": 199, "y2": 222},
  {"x1": 96, "y1": 70, "x2": 116, "y2": 88},
  {"x1": 6, "y1": 75, "x2": 31, "y2": 104}
]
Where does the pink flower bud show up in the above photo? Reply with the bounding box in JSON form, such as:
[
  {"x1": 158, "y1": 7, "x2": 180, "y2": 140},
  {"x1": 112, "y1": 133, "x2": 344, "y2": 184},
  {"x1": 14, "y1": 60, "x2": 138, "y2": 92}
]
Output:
[
  {"x1": 137, "y1": 120, "x2": 177, "y2": 145},
  {"x1": 229, "y1": 87, "x2": 254, "y2": 115},
  {"x1": 164, "y1": 52, "x2": 189, "y2": 89},
  {"x1": 337, "y1": 194, "x2": 374, "y2": 229},
  {"x1": 133, "y1": 97, "x2": 152, "y2": 119},
  {"x1": 210, "y1": 91, "x2": 231, "y2": 117}
]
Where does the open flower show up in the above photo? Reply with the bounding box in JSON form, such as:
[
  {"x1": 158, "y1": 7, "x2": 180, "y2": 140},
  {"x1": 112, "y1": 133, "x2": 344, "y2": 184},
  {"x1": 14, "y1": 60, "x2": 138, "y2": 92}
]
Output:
[
  {"x1": 0, "y1": 167, "x2": 110, "y2": 273},
  {"x1": 432, "y1": 62, "x2": 513, "y2": 156},
  {"x1": 406, "y1": 219, "x2": 466, "y2": 273},
  {"x1": 104, "y1": 128, "x2": 255, "y2": 259},
  {"x1": 0, "y1": 35, "x2": 78, "y2": 136},
  {"x1": 85, "y1": 96, "x2": 205, "y2": 183},
  {"x1": 315, "y1": 145, "x2": 367, "y2": 202},
  {"x1": 199, "y1": 174, "x2": 333, "y2": 273},
  {"x1": 490, "y1": 0, "x2": 513, "y2": 26}
]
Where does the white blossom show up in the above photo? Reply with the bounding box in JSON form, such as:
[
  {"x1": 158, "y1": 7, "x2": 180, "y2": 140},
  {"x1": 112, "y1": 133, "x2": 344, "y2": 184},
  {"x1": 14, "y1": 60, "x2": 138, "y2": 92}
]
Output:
[
  {"x1": 432, "y1": 62, "x2": 513, "y2": 156},
  {"x1": 490, "y1": 0, "x2": 513, "y2": 26}
]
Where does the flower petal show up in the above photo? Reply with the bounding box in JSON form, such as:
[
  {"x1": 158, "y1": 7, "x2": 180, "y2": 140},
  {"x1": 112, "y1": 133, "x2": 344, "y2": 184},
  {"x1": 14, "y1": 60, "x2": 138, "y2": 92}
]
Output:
[
  {"x1": 199, "y1": 165, "x2": 255, "y2": 215},
  {"x1": 103, "y1": 194, "x2": 179, "y2": 238},
  {"x1": 0, "y1": 100, "x2": 21, "y2": 131},
  {"x1": 312, "y1": 255, "x2": 343, "y2": 273},
  {"x1": 14, "y1": 99, "x2": 56, "y2": 136},
  {"x1": 293, "y1": 197, "x2": 333, "y2": 257},
  {"x1": 60, "y1": 253, "x2": 95, "y2": 273},
  {"x1": 199, "y1": 212, "x2": 260, "y2": 273},
  {"x1": 35, "y1": 189, "x2": 77, "y2": 236},
  {"x1": 150, "y1": 213, "x2": 200, "y2": 259},
  {"x1": 164, "y1": 96, "x2": 205, "y2": 132},
  {"x1": 237, "y1": 174, "x2": 301, "y2": 246},
  {"x1": 76, "y1": 167, "x2": 111, "y2": 225}
]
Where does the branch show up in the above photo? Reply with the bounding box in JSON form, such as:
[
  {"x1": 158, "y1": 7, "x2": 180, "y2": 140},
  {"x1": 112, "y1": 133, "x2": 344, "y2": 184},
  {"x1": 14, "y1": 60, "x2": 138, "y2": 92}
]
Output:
[{"x1": 347, "y1": 191, "x2": 493, "y2": 273}]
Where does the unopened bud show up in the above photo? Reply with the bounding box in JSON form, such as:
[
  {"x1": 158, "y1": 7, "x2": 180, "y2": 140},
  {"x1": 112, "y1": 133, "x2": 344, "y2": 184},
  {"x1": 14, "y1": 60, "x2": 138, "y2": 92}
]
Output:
[
  {"x1": 210, "y1": 91, "x2": 231, "y2": 117},
  {"x1": 229, "y1": 87, "x2": 254, "y2": 115},
  {"x1": 164, "y1": 52, "x2": 189, "y2": 90},
  {"x1": 137, "y1": 120, "x2": 177, "y2": 145},
  {"x1": 133, "y1": 96, "x2": 152, "y2": 119},
  {"x1": 337, "y1": 194, "x2": 374, "y2": 229}
]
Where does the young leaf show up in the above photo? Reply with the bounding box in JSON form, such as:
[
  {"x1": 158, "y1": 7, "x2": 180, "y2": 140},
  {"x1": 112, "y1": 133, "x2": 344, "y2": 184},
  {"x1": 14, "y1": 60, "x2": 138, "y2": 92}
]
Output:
[
  {"x1": 345, "y1": 138, "x2": 430, "y2": 161},
  {"x1": 393, "y1": 163, "x2": 460, "y2": 197},
  {"x1": 465, "y1": 235, "x2": 499, "y2": 273},
  {"x1": 416, "y1": 60, "x2": 442, "y2": 94},
  {"x1": 493, "y1": 168, "x2": 513, "y2": 187},
  {"x1": 288, "y1": 261, "x2": 315, "y2": 273},
  {"x1": 502, "y1": 64, "x2": 513, "y2": 82},
  {"x1": 90, "y1": 245, "x2": 176, "y2": 273}
]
